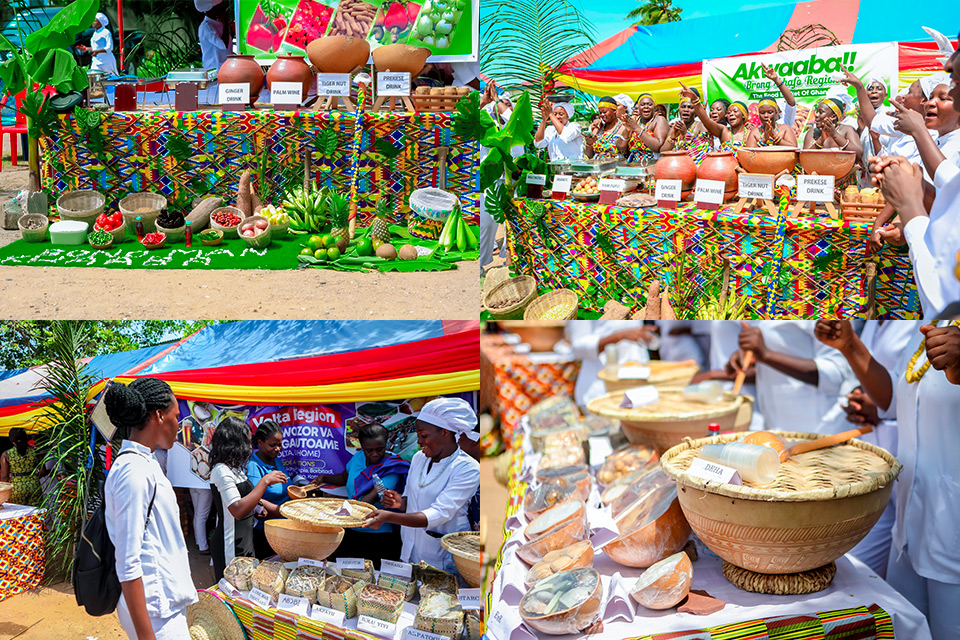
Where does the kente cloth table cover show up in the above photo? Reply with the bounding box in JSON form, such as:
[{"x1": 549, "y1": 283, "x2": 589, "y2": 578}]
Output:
[
  {"x1": 485, "y1": 419, "x2": 932, "y2": 640},
  {"x1": 506, "y1": 198, "x2": 919, "y2": 319},
  {"x1": 484, "y1": 340, "x2": 580, "y2": 446},
  {"x1": 39, "y1": 109, "x2": 481, "y2": 228},
  {"x1": 0, "y1": 504, "x2": 45, "y2": 602}
]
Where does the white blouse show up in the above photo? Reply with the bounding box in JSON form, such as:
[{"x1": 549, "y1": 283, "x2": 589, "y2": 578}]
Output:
[
  {"x1": 210, "y1": 463, "x2": 247, "y2": 568},
  {"x1": 858, "y1": 320, "x2": 918, "y2": 455},
  {"x1": 105, "y1": 440, "x2": 197, "y2": 619},
  {"x1": 534, "y1": 122, "x2": 584, "y2": 161},
  {"x1": 566, "y1": 321, "x2": 650, "y2": 408},
  {"x1": 89, "y1": 27, "x2": 118, "y2": 75}
]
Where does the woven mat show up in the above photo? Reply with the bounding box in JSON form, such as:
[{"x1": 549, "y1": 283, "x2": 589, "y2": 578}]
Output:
[
  {"x1": 589, "y1": 389, "x2": 741, "y2": 421},
  {"x1": 723, "y1": 560, "x2": 837, "y2": 595},
  {"x1": 280, "y1": 498, "x2": 375, "y2": 527}
]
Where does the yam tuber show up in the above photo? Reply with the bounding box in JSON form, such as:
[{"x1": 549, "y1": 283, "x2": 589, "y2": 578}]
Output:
[
  {"x1": 660, "y1": 284, "x2": 677, "y2": 320},
  {"x1": 185, "y1": 196, "x2": 222, "y2": 231},
  {"x1": 600, "y1": 300, "x2": 631, "y2": 320},
  {"x1": 644, "y1": 280, "x2": 661, "y2": 321},
  {"x1": 251, "y1": 190, "x2": 263, "y2": 216},
  {"x1": 237, "y1": 171, "x2": 252, "y2": 218}
]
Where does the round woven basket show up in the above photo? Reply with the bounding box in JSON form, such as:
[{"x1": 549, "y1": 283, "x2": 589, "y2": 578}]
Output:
[
  {"x1": 155, "y1": 220, "x2": 186, "y2": 243},
  {"x1": 119, "y1": 192, "x2": 166, "y2": 233},
  {"x1": 270, "y1": 219, "x2": 290, "y2": 238},
  {"x1": 210, "y1": 207, "x2": 244, "y2": 239},
  {"x1": 239, "y1": 215, "x2": 272, "y2": 249},
  {"x1": 264, "y1": 518, "x2": 344, "y2": 561},
  {"x1": 187, "y1": 589, "x2": 246, "y2": 640},
  {"x1": 18, "y1": 214, "x2": 48, "y2": 242},
  {"x1": 199, "y1": 229, "x2": 224, "y2": 246},
  {"x1": 280, "y1": 498, "x2": 377, "y2": 528},
  {"x1": 484, "y1": 276, "x2": 537, "y2": 321},
  {"x1": 88, "y1": 234, "x2": 114, "y2": 250},
  {"x1": 57, "y1": 190, "x2": 105, "y2": 226},
  {"x1": 597, "y1": 361, "x2": 701, "y2": 393},
  {"x1": 524, "y1": 289, "x2": 579, "y2": 321},
  {"x1": 587, "y1": 389, "x2": 745, "y2": 453},
  {"x1": 660, "y1": 431, "x2": 901, "y2": 576},
  {"x1": 94, "y1": 219, "x2": 128, "y2": 244},
  {"x1": 441, "y1": 531, "x2": 482, "y2": 587},
  {"x1": 0, "y1": 482, "x2": 11, "y2": 507}
]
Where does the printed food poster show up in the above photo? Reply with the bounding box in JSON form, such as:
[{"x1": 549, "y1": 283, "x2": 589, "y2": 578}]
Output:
[{"x1": 237, "y1": 0, "x2": 478, "y2": 61}]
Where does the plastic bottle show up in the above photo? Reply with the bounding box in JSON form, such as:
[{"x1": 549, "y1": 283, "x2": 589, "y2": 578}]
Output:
[
  {"x1": 185, "y1": 220, "x2": 192, "y2": 247},
  {"x1": 372, "y1": 473, "x2": 387, "y2": 500},
  {"x1": 135, "y1": 215, "x2": 144, "y2": 240},
  {"x1": 707, "y1": 423, "x2": 721, "y2": 437},
  {"x1": 602, "y1": 343, "x2": 619, "y2": 378},
  {"x1": 698, "y1": 442, "x2": 779, "y2": 485}
]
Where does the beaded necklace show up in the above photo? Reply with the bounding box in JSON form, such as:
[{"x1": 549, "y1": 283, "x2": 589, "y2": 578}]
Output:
[{"x1": 905, "y1": 321, "x2": 960, "y2": 383}]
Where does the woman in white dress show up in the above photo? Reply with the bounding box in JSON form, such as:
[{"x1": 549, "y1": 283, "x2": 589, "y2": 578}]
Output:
[
  {"x1": 534, "y1": 102, "x2": 583, "y2": 161},
  {"x1": 364, "y1": 397, "x2": 480, "y2": 573},
  {"x1": 80, "y1": 13, "x2": 119, "y2": 76}
]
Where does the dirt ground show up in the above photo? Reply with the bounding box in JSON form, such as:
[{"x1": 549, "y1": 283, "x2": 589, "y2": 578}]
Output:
[{"x1": 0, "y1": 166, "x2": 480, "y2": 320}]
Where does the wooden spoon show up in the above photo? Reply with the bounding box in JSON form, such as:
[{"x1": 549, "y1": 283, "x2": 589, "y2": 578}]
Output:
[
  {"x1": 287, "y1": 480, "x2": 321, "y2": 500},
  {"x1": 733, "y1": 350, "x2": 753, "y2": 395},
  {"x1": 788, "y1": 426, "x2": 874, "y2": 457}
]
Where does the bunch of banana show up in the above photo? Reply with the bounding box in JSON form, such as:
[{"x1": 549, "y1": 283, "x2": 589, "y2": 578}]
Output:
[
  {"x1": 695, "y1": 288, "x2": 750, "y2": 320},
  {"x1": 284, "y1": 187, "x2": 329, "y2": 234}
]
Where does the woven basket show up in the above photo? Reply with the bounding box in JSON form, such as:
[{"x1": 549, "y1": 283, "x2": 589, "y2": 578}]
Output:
[
  {"x1": 94, "y1": 219, "x2": 128, "y2": 244},
  {"x1": 141, "y1": 235, "x2": 167, "y2": 251},
  {"x1": 0, "y1": 482, "x2": 12, "y2": 507},
  {"x1": 523, "y1": 289, "x2": 579, "y2": 321},
  {"x1": 155, "y1": 221, "x2": 186, "y2": 244},
  {"x1": 264, "y1": 518, "x2": 343, "y2": 561},
  {"x1": 341, "y1": 559, "x2": 375, "y2": 583},
  {"x1": 199, "y1": 229, "x2": 224, "y2": 246},
  {"x1": 223, "y1": 556, "x2": 259, "y2": 591},
  {"x1": 284, "y1": 565, "x2": 326, "y2": 604},
  {"x1": 210, "y1": 207, "x2": 244, "y2": 239},
  {"x1": 660, "y1": 431, "x2": 901, "y2": 575},
  {"x1": 239, "y1": 215, "x2": 272, "y2": 249},
  {"x1": 598, "y1": 360, "x2": 701, "y2": 393},
  {"x1": 119, "y1": 192, "x2": 166, "y2": 233},
  {"x1": 316, "y1": 575, "x2": 364, "y2": 617},
  {"x1": 440, "y1": 532, "x2": 481, "y2": 588},
  {"x1": 280, "y1": 498, "x2": 377, "y2": 528},
  {"x1": 358, "y1": 584, "x2": 405, "y2": 624},
  {"x1": 270, "y1": 219, "x2": 290, "y2": 238},
  {"x1": 587, "y1": 389, "x2": 745, "y2": 453},
  {"x1": 88, "y1": 234, "x2": 114, "y2": 250},
  {"x1": 464, "y1": 611, "x2": 483, "y2": 640},
  {"x1": 414, "y1": 592, "x2": 464, "y2": 637},
  {"x1": 57, "y1": 190, "x2": 105, "y2": 226},
  {"x1": 377, "y1": 573, "x2": 416, "y2": 601},
  {"x1": 17, "y1": 214, "x2": 48, "y2": 242},
  {"x1": 483, "y1": 276, "x2": 537, "y2": 321},
  {"x1": 187, "y1": 589, "x2": 247, "y2": 640}
]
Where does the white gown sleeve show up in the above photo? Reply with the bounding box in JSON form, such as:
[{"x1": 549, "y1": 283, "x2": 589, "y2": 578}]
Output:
[
  {"x1": 566, "y1": 323, "x2": 601, "y2": 361},
  {"x1": 810, "y1": 330, "x2": 854, "y2": 398},
  {"x1": 902, "y1": 216, "x2": 947, "y2": 315},
  {"x1": 420, "y1": 460, "x2": 479, "y2": 529},
  {"x1": 111, "y1": 465, "x2": 151, "y2": 583}
]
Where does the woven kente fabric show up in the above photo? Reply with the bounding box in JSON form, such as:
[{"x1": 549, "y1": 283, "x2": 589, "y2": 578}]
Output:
[
  {"x1": 223, "y1": 593, "x2": 401, "y2": 640},
  {"x1": 506, "y1": 199, "x2": 919, "y2": 319},
  {"x1": 0, "y1": 512, "x2": 44, "y2": 602},
  {"x1": 490, "y1": 352, "x2": 579, "y2": 444},
  {"x1": 39, "y1": 109, "x2": 480, "y2": 227}
]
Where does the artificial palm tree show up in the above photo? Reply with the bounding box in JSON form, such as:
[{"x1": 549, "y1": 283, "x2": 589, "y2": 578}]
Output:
[{"x1": 627, "y1": 0, "x2": 682, "y2": 26}]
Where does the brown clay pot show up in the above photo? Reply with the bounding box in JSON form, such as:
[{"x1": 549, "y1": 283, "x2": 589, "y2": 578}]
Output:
[
  {"x1": 372, "y1": 44, "x2": 432, "y2": 75},
  {"x1": 654, "y1": 151, "x2": 697, "y2": 195},
  {"x1": 737, "y1": 146, "x2": 799, "y2": 175},
  {"x1": 266, "y1": 54, "x2": 314, "y2": 100},
  {"x1": 698, "y1": 151, "x2": 739, "y2": 199},
  {"x1": 798, "y1": 149, "x2": 857, "y2": 179},
  {"x1": 307, "y1": 36, "x2": 371, "y2": 74},
  {"x1": 217, "y1": 55, "x2": 264, "y2": 106}
]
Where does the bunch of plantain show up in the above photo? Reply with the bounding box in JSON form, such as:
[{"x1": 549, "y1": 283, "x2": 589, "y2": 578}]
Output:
[{"x1": 284, "y1": 187, "x2": 330, "y2": 234}]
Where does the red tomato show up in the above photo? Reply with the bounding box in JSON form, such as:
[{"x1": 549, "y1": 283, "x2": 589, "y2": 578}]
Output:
[
  {"x1": 96, "y1": 213, "x2": 109, "y2": 229},
  {"x1": 248, "y1": 23, "x2": 275, "y2": 51},
  {"x1": 109, "y1": 212, "x2": 123, "y2": 227}
]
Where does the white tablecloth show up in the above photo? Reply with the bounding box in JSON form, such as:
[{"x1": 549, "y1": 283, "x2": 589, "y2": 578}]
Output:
[{"x1": 0, "y1": 503, "x2": 43, "y2": 522}]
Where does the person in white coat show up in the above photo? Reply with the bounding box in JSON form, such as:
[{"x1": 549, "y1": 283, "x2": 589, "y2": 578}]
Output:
[
  {"x1": 690, "y1": 321, "x2": 764, "y2": 430},
  {"x1": 815, "y1": 320, "x2": 960, "y2": 639},
  {"x1": 104, "y1": 378, "x2": 197, "y2": 639},
  {"x1": 80, "y1": 13, "x2": 118, "y2": 76},
  {"x1": 363, "y1": 397, "x2": 480, "y2": 574},
  {"x1": 657, "y1": 321, "x2": 708, "y2": 369},
  {"x1": 566, "y1": 321, "x2": 654, "y2": 409},
  {"x1": 727, "y1": 321, "x2": 855, "y2": 433},
  {"x1": 196, "y1": 0, "x2": 229, "y2": 72}
]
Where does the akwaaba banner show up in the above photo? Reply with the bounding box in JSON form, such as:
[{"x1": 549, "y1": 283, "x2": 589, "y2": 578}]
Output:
[
  {"x1": 235, "y1": 0, "x2": 478, "y2": 63},
  {"x1": 703, "y1": 42, "x2": 899, "y2": 137}
]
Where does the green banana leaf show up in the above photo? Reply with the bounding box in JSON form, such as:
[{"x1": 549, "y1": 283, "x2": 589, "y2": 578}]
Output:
[{"x1": 25, "y1": 0, "x2": 98, "y2": 54}]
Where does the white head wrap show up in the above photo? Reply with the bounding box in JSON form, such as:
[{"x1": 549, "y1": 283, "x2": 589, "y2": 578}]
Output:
[
  {"x1": 865, "y1": 77, "x2": 886, "y2": 92},
  {"x1": 612, "y1": 93, "x2": 634, "y2": 112},
  {"x1": 555, "y1": 103, "x2": 574, "y2": 118},
  {"x1": 417, "y1": 397, "x2": 480, "y2": 441},
  {"x1": 825, "y1": 85, "x2": 854, "y2": 112},
  {"x1": 919, "y1": 72, "x2": 951, "y2": 99},
  {"x1": 95, "y1": 12, "x2": 109, "y2": 29}
]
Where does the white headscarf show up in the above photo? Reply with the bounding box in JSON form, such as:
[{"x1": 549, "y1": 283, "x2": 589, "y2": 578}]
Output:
[
  {"x1": 95, "y1": 12, "x2": 109, "y2": 29},
  {"x1": 919, "y1": 72, "x2": 951, "y2": 99},
  {"x1": 825, "y1": 85, "x2": 854, "y2": 113},
  {"x1": 612, "y1": 93, "x2": 634, "y2": 112},
  {"x1": 555, "y1": 103, "x2": 574, "y2": 118},
  {"x1": 417, "y1": 397, "x2": 480, "y2": 441}
]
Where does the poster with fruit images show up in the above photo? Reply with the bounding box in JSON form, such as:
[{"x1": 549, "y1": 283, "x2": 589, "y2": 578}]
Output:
[{"x1": 236, "y1": 0, "x2": 477, "y2": 63}]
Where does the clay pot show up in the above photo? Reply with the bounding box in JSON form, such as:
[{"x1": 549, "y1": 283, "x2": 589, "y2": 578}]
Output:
[
  {"x1": 372, "y1": 44, "x2": 432, "y2": 75},
  {"x1": 798, "y1": 149, "x2": 857, "y2": 179},
  {"x1": 654, "y1": 151, "x2": 697, "y2": 195},
  {"x1": 306, "y1": 36, "x2": 371, "y2": 74},
  {"x1": 266, "y1": 54, "x2": 314, "y2": 100},
  {"x1": 737, "y1": 146, "x2": 798, "y2": 175},
  {"x1": 217, "y1": 55, "x2": 264, "y2": 106},
  {"x1": 698, "y1": 151, "x2": 739, "y2": 199}
]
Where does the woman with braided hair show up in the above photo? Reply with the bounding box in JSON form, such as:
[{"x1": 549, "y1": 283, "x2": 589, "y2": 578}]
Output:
[{"x1": 104, "y1": 378, "x2": 197, "y2": 639}]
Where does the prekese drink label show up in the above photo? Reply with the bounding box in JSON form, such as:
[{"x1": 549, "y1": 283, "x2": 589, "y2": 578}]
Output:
[
  {"x1": 358, "y1": 614, "x2": 397, "y2": 638},
  {"x1": 310, "y1": 604, "x2": 347, "y2": 627},
  {"x1": 377, "y1": 72, "x2": 411, "y2": 96},
  {"x1": 336, "y1": 557, "x2": 366, "y2": 571},
  {"x1": 248, "y1": 587, "x2": 274, "y2": 608},
  {"x1": 270, "y1": 81, "x2": 303, "y2": 105},
  {"x1": 738, "y1": 174, "x2": 775, "y2": 199},
  {"x1": 380, "y1": 559, "x2": 413, "y2": 579},
  {"x1": 219, "y1": 83, "x2": 250, "y2": 105},
  {"x1": 797, "y1": 174, "x2": 835, "y2": 202},
  {"x1": 655, "y1": 179, "x2": 682, "y2": 203},
  {"x1": 694, "y1": 179, "x2": 726, "y2": 207},
  {"x1": 316, "y1": 73, "x2": 351, "y2": 96},
  {"x1": 278, "y1": 593, "x2": 310, "y2": 617},
  {"x1": 457, "y1": 588, "x2": 483, "y2": 610}
]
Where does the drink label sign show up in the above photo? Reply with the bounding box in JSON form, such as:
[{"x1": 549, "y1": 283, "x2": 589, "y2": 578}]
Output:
[
  {"x1": 298, "y1": 557, "x2": 324, "y2": 568},
  {"x1": 655, "y1": 179, "x2": 682, "y2": 208},
  {"x1": 552, "y1": 174, "x2": 572, "y2": 198},
  {"x1": 694, "y1": 178, "x2": 726, "y2": 209},
  {"x1": 248, "y1": 587, "x2": 273, "y2": 609},
  {"x1": 457, "y1": 588, "x2": 483, "y2": 610},
  {"x1": 380, "y1": 559, "x2": 413, "y2": 580},
  {"x1": 310, "y1": 604, "x2": 347, "y2": 627},
  {"x1": 219, "y1": 83, "x2": 250, "y2": 106},
  {"x1": 738, "y1": 174, "x2": 774, "y2": 200},
  {"x1": 405, "y1": 628, "x2": 449, "y2": 640},
  {"x1": 270, "y1": 81, "x2": 303, "y2": 105},
  {"x1": 336, "y1": 557, "x2": 366, "y2": 571},
  {"x1": 526, "y1": 173, "x2": 546, "y2": 185},
  {"x1": 797, "y1": 174, "x2": 835, "y2": 202},
  {"x1": 688, "y1": 457, "x2": 742, "y2": 485},
  {"x1": 358, "y1": 614, "x2": 397, "y2": 638},
  {"x1": 316, "y1": 73, "x2": 351, "y2": 97},
  {"x1": 278, "y1": 594, "x2": 310, "y2": 617},
  {"x1": 377, "y1": 72, "x2": 410, "y2": 96}
]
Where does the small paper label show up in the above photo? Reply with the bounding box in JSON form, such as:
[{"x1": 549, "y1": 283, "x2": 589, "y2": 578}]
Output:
[
  {"x1": 457, "y1": 588, "x2": 483, "y2": 610},
  {"x1": 588, "y1": 436, "x2": 614, "y2": 468},
  {"x1": 655, "y1": 179, "x2": 682, "y2": 202},
  {"x1": 797, "y1": 174, "x2": 835, "y2": 202},
  {"x1": 599, "y1": 178, "x2": 625, "y2": 193},
  {"x1": 358, "y1": 614, "x2": 397, "y2": 638},
  {"x1": 298, "y1": 557, "x2": 325, "y2": 568},
  {"x1": 405, "y1": 629, "x2": 448, "y2": 640},
  {"x1": 337, "y1": 557, "x2": 366, "y2": 571},
  {"x1": 618, "y1": 365, "x2": 651, "y2": 380},
  {"x1": 316, "y1": 73, "x2": 351, "y2": 97},
  {"x1": 526, "y1": 173, "x2": 546, "y2": 185},
  {"x1": 377, "y1": 72, "x2": 411, "y2": 96},
  {"x1": 270, "y1": 81, "x2": 303, "y2": 105},
  {"x1": 695, "y1": 178, "x2": 726, "y2": 206},
  {"x1": 688, "y1": 457, "x2": 742, "y2": 485},
  {"x1": 738, "y1": 174, "x2": 774, "y2": 200},
  {"x1": 219, "y1": 83, "x2": 250, "y2": 105},
  {"x1": 278, "y1": 593, "x2": 310, "y2": 617},
  {"x1": 248, "y1": 587, "x2": 273, "y2": 609},
  {"x1": 380, "y1": 559, "x2": 413, "y2": 580},
  {"x1": 620, "y1": 386, "x2": 659, "y2": 408},
  {"x1": 552, "y1": 174, "x2": 572, "y2": 193},
  {"x1": 310, "y1": 604, "x2": 347, "y2": 627},
  {"x1": 218, "y1": 578, "x2": 240, "y2": 597}
]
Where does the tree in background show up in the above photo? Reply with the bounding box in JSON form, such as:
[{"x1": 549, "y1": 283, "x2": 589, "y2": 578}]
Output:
[{"x1": 627, "y1": 0, "x2": 682, "y2": 26}]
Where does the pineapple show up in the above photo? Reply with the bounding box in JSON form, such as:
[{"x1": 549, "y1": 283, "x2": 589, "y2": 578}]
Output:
[
  {"x1": 371, "y1": 196, "x2": 392, "y2": 244},
  {"x1": 328, "y1": 192, "x2": 350, "y2": 246}
]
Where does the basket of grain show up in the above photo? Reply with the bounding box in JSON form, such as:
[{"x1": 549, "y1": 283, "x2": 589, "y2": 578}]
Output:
[
  {"x1": 483, "y1": 275, "x2": 537, "y2": 321},
  {"x1": 524, "y1": 290, "x2": 579, "y2": 321},
  {"x1": 119, "y1": 192, "x2": 166, "y2": 232}
]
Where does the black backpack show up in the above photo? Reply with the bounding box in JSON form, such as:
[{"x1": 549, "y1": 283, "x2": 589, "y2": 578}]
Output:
[{"x1": 74, "y1": 451, "x2": 157, "y2": 616}]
